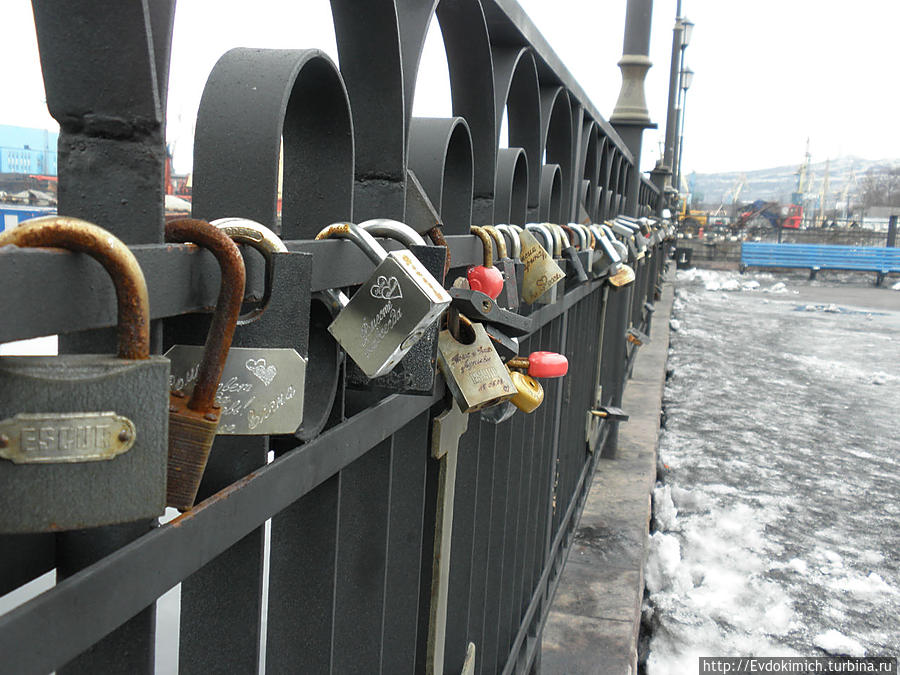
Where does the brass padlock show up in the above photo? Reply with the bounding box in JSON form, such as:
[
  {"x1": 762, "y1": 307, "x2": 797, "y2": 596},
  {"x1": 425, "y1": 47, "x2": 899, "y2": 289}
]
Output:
[
  {"x1": 518, "y1": 225, "x2": 564, "y2": 304},
  {"x1": 316, "y1": 222, "x2": 451, "y2": 379},
  {"x1": 507, "y1": 371, "x2": 543, "y2": 413},
  {"x1": 165, "y1": 218, "x2": 245, "y2": 510},
  {"x1": 0, "y1": 216, "x2": 169, "y2": 533},
  {"x1": 437, "y1": 312, "x2": 515, "y2": 413}
]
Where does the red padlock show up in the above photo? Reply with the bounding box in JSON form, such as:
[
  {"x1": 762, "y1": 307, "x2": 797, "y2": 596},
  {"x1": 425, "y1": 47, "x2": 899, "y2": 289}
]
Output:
[
  {"x1": 467, "y1": 226, "x2": 505, "y2": 299},
  {"x1": 506, "y1": 351, "x2": 568, "y2": 378}
]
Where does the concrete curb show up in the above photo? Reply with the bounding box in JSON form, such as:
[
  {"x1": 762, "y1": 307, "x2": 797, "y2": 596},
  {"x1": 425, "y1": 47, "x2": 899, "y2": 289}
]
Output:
[{"x1": 541, "y1": 277, "x2": 675, "y2": 674}]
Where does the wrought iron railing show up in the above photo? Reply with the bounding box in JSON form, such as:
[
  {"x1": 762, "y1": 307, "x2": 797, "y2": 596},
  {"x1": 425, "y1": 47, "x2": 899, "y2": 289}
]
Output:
[{"x1": 0, "y1": 2, "x2": 665, "y2": 673}]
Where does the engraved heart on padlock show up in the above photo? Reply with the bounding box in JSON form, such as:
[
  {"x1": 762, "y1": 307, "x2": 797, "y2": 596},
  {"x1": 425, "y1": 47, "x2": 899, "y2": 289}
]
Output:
[
  {"x1": 370, "y1": 275, "x2": 403, "y2": 300},
  {"x1": 245, "y1": 358, "x2": 277, "y2": 386}
]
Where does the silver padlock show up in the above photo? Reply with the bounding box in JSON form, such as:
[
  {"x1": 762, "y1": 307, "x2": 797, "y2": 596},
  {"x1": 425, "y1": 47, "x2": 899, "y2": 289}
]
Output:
[
  {"x1": 437, "y1": 312, "x2": 516, "y2": 413},
  {"x1": 316, "y1": 222, "x2": 451, "y2": 378},
  {"x1": 568, "y1": 223, "x2": 594, "y2": 276},
  {"x1": 0, "y1": 217, "x2": 169, "y2": 533},
  {"x1": 482, "y1": 225, "x2": 519, "y2": 310}
]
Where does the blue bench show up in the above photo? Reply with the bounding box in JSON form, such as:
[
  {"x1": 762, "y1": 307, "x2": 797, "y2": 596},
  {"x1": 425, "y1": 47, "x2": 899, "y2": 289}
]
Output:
[{"x1": 741, "y1": 242, "x2": 900, "y2": 285}]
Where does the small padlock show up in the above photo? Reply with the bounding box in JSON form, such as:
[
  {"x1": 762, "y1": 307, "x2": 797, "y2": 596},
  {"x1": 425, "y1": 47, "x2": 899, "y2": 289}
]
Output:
[
  {"x1": 482, "y1": 225, "x2": 519, "y2": 310},
  {"x1": 506, "y1": 351, "x2": 569, "y2": 378},
  {"x1": 507, "y1": 371, "x2": 543, "y2": 413},
  {"x1": 165, "y1": 218, "x2": 308, "y2": 436},
  {"x1": 589, "y1": 225, "x2": 622, "y2": 279},
  {"x1": 566, "y1": 223, "x2": 594, "y2": 278},
  {"x1": 437, "y1": 311, "x2": 516, "y2": 413},
  {"x1": 550, "y1": 223, "x2": 589, "y2": 284},
  {"x1": 522, "y1": 224, "x2": 564, "y2": 304},
  {"x1": 466, "y1": 226, "x2": 505, "y2": 300},
  {"x1": 316, "y1": 223, "x2": 451, "y2": 379},
  {"x1": 0, "y1": 216, "x2": 169, "y2": 533},
  {"x1": 165, "y1": 218, "x2": 245, "y2": 510}
]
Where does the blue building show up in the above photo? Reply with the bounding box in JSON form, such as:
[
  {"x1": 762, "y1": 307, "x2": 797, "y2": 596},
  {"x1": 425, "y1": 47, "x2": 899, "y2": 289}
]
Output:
[{"x1": 0, "y1": 125, "x2": 59, "y2": 175}]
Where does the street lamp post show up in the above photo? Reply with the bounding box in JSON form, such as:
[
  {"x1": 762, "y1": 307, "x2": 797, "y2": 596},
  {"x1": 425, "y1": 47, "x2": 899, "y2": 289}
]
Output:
[
  {"x1": 675, "y1": 66, "x2": 694, "y2": 191},
  {"x1": 670, "y1": 17, "x2": 693, "y2": 194}
]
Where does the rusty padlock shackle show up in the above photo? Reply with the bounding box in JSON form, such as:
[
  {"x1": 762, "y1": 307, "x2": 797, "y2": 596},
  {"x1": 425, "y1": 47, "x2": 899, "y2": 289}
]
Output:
[
  {"x1": 469, "y1": 226, "x2": 494, "y2": 268},
  {"x1": 560, "y1": 224, "x2": 583, "y2": 251},
  {"x1": 212, "y1": 217, "x2": 287, "y2": 326},
  {"x1": 481, "y1": 226, "x2": 508, "y2": 261},
  {"x1": 165, "y1": 218, "x2": 245, "y2": 412},
  {"x1": 359, "y1": 219, "x2": 428, "y2": 247},
  {"x1": 567, "y1": 223, "x2": 588, "y2": 250},
  {"x1": 494, "y1": 224, "x2": 521, "y2": 260},
  {"x1": 0, "y1": 215, "x2": 149, "y2": 360},
  {"x1": 566, "y1": 223, "x2": 590, "y2": 251},
  {"x1": 576, "y1": 224, "x2": 596, "y2": 250}
]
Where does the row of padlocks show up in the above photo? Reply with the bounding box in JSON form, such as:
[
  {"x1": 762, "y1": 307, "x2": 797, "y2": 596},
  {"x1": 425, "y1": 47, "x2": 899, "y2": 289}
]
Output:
[{"x1": 0, "y1": 213, "x2": 672, "y2": 535}]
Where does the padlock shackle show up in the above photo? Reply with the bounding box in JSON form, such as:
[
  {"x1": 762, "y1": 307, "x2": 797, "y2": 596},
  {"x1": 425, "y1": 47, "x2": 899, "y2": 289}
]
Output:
[
  {"x1": 481, "y1": 226, "x2": 508, "y2": 260},
  {"x1": 358, "y1": 219, "x2": 427, "y2": 248},
  {"x1": 565, "y1": 223, "x2": 588, "y2": 251},
  {"x1": 593, "y1": 227, "x2": 622, "y2": 265},
  {"x1": 525, "y1": 224, "x2": 554, "y2": 254},
  {"x1": 165, "y1": 218, "x2": 246, "y2": 412},
  {"x1": 541, "y1": 223, "x2": 563, "y2": 257},
  {"x1": 0, "y1": 216, "x2": 150, "y2": 360},
  {"x1": 494, "y1": 224, "x2": 521, "y2": 260},
  {"x1": 554, "y1": 224, "x2": 573, "y2": 250},
  {"x1": 469, "y1": 226, "x2": 494, "y2": 268},
  {"x1": 212, "y1": 218, "x2": 287, "y2": 325},
  {"x1": 315, "y1": 222, "x2": 388, "y2": 267},
  {"x1": 572, "y1": 224, "x2": 594, "y2": 250}
]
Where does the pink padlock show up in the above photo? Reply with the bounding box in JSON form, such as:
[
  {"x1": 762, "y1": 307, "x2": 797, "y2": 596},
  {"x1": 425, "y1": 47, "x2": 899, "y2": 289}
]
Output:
[{"x1": 506, "y1": 351, "x2": 568, "y2": 378}]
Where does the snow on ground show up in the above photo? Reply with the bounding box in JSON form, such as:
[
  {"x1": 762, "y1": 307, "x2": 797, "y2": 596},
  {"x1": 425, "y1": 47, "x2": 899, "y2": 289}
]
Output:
[{"x1": 645, "y1": 269, "x2": 900, "y2": 673}]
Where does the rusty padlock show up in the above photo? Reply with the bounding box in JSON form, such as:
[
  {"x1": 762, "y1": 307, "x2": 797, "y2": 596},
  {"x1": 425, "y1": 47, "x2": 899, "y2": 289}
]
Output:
[
  {"x1": 0, "y1": 216, "x2": 169, "y2": 533},
  {"x1": 164, "y1": 218, "x2": 245, "y2": 510}
]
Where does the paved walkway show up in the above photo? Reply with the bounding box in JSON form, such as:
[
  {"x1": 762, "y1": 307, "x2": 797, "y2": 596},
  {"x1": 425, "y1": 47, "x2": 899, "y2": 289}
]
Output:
[{"x1": 541, "y1": 279, "x2": 675, "y2": 674}]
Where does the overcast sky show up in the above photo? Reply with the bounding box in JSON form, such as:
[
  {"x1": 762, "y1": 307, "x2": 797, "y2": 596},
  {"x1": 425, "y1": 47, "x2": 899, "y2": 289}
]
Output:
[{"x1": 3, "y1": 1, "x2": 898, "y2": 178}]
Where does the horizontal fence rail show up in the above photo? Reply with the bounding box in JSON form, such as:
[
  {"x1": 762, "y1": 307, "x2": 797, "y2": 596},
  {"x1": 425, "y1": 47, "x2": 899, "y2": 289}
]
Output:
[{"x1": 0, "y1": 1, "x2": 667, "y2": 674}]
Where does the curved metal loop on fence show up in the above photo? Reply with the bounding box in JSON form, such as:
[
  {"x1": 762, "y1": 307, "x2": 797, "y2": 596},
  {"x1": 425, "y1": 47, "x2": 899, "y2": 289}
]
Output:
[
  {"x1": 493, "y1": 47, "x2": 542, "y2": 209},
  {"x1": 540, "y1": 86, "x2": 574, "y2": 221},
  {"x1": 494, "y1": 147, "x2": 529, "y2": 226},
  {"x1": 192, "y1": 48, "x2": 354, "y2": 238},
  {"x1": 539, "y1": 163, "x2": 563, "y2": 224},
  {"x1": 408, "y1": 117, "x2": 475, "y2": 236}
]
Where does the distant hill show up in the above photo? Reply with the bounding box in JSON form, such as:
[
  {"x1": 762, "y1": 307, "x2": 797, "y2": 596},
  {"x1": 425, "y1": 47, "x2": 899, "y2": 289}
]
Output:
[{"x1": 687, "y1": 157, "x2": 899, "y2": 208}]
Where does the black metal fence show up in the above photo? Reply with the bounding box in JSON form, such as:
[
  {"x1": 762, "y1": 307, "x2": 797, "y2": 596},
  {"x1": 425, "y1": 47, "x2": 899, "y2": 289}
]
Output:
[{"x1": 0, "y1": 2, "x2": 666, "y2": 673}]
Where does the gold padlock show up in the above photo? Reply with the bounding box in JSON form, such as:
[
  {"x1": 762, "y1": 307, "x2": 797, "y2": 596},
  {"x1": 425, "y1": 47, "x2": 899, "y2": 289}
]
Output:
[
  {"x1": 437, "y1": 312, "x2": 516, "y2": 413},
  {"x1": 165, "y1": 218, "x2": 245, "y2": 510},
  {"x1": 508, "y1": 370, "x2": 544, "y2": 413}
]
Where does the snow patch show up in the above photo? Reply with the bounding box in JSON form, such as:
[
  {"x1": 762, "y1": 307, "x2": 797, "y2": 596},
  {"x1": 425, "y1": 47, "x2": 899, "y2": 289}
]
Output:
[{"x1": 813, "y1": 630, "x2": 866, "y2": 657}]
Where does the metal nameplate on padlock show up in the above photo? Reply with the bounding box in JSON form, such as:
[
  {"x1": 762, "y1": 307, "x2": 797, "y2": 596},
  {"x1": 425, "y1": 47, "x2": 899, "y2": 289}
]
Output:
[
  {"x1": 0, "y1": 412, "x2": 136, "y2": 464},
  {"x1": 437, "y1": 322, "x2": 516, "y2": 413},
  {"x1": 329, "y1": 250, "x2": 450, "y2": 378},
  {"x1": 165, "y1": 345, "x2": 306, "y2": 435},
  {"x1": 518, "y1": 228, "x2": 564, "y2": 304}
]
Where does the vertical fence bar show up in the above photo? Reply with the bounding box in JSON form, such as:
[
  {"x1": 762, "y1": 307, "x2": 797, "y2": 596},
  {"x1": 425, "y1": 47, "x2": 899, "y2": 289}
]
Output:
[
  {"x1": 332, "y1": 440, "x2": 392, "y2": 673},
  {"x1": 266, "y1": 475, "x2": 340, "y2": 673},
  {"x1": 381, "y1": 413, "x2": 430, "y2": 674}
]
